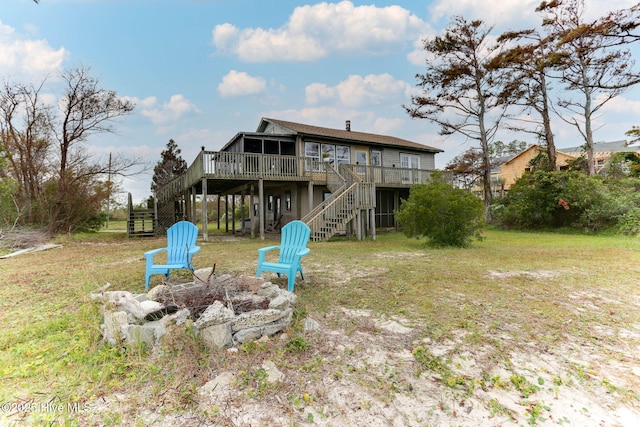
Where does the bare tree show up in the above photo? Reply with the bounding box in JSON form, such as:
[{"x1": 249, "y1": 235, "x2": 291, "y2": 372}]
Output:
[
  {"x1": 538, "y1": 0, "x2": 640, "y2": 176},
  {"x1": 446, "y1": 140, "x2": 528, "y2": 191},
  {"x1": 445, "y1": 149, "x2": 484, "y2": 191},
  {"x1": 405, "y1": 17, "x2": 507, "y2": 217},
  {"x1": 0, "y1": 80, "x2": 54, "y2": 224},
  {"x1": 1, "y1": 68, "x2": 143, "y2": 233},
  {"x1": 48, "y1": 67, "x2": 137, "y2": 233}
]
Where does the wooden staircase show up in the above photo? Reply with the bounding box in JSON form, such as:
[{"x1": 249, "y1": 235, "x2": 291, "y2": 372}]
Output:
[{"x1": 302, "y1": 166, "x2": 376, "y2": 241}]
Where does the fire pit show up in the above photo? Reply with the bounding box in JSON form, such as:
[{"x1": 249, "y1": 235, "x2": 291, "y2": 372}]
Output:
[{"x1": 95, "y1": 268, "x2": 297, "y2": 350}]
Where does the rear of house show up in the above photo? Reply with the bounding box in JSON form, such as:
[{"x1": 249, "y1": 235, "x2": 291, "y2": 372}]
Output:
[{"x1": 153, "y1": 117, "x2": 442, "y2": 241}]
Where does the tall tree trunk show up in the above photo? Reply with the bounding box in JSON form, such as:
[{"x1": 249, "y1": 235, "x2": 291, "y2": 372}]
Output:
[{"x1": 539, "y1": 74, "x2": 557, "y2": 170}]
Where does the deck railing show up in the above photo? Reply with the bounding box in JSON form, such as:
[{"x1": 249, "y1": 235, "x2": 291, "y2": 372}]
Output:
[
  {"x1": 154, "y1": 151, "x2": 437, "y2": 203},
  {"x1": 343, "y1": 164, "x2": 434, "y2": 186}
]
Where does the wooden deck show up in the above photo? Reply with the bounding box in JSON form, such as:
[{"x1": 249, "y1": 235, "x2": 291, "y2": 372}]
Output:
[
  {"x1": 153, "y1": 151, "x2": 438, "y2": 240},
  {"x1": 155, "y1": 151, "x2": 436, "y2": 203}
]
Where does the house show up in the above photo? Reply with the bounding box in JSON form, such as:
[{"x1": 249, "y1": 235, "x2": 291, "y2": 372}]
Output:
[
  {"x1": 485, "y1": 140, "x2": 640, "y2": 195},
  {"x1": 491, "y1": 144, "x2": 576, "y2": 192},
  {"x1": 153, "y1": 117, "x2": 442, "y2": 241},
  {"x1": 559, "y1": 140, "x2": 640, "y2": 175}
]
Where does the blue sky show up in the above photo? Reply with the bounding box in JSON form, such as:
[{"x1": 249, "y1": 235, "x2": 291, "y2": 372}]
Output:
[{"x1": 2, "y1": 0, "x2": 639, "y2": 203}]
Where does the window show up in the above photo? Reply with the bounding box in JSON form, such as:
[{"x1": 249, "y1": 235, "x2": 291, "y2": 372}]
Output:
[
  {"x1": 264, "y1": 140, "x2": 279, "y2": 154},
  {"x1": 245, "y1": 138, "x2": 262, "y2": 153},
  {"x1": 267, "y1": 195, "x2": 273, "y2": 211},
  {"x1": 305, "y1": 142, "x2": 320, "y2": 161},
  {"x1": 321, "y1": 144, "x2": 335, "y2": 164},
  {"x1": 371, "y1": 150, "x2": 382, "y2": 167},
  {"x1": 285, "y1": 191, "x2": 291, "y2": 211},
  {"x1": 336, "y1": 145, "x2": 350, "y2": 165},
  {"x1": 400, "y1": 153, "x2": 420, "y2": 183},
  {"x1": 356, "y1": 150, "x2": 368, "y2": 165},
  {"x1": 400, "y1": 153, "x2": 420, "y2": 169},
  {"x1": 280, "y1": 141, "x2": 295, "y2": 156}
]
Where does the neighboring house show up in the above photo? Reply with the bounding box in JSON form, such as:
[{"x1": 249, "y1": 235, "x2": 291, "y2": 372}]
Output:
[
  {"x1": 559, "y1": 140, "x2": 640, "y2": 175},
  {"x1": 491, "y1": 144, "x2": 576, "y2": 192},
  {"x1": 153, "y1": 117, "x2": 442, "y2": 241}
]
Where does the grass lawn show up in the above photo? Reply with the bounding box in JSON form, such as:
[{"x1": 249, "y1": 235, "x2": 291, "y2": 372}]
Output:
[{"x1": 0, "y1": 229, "x2": 639, "y2": 425}]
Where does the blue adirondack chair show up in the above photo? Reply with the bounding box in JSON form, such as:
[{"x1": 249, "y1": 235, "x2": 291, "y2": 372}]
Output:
[
  {"x1": 144, "y1": 221, "x2": 201, "y2": 290},
  {"x1": 256, "y1": 220, "x2": 311, "y2": 292}
]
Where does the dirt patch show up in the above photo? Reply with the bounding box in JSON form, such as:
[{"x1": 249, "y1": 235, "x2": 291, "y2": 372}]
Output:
[
  {"x1": 9, "y1": 260, "x2": 634, "y2": 427},
  {"x1": 486, "y1": 269, "x2": 565, "y2": 280},
  {"x1": 82, "y1": 304, "x2": 640, "y2": 427},
  {"x1": 0, "y1": 227, "x2": 50, "y2": 250}
]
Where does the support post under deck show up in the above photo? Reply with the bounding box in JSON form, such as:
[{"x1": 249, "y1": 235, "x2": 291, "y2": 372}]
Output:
[{"x1": 201, "y1": 178, "x2": 208, "y2": 241}]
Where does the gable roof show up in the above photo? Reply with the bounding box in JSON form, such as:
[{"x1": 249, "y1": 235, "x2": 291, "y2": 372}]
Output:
[
  {"x1": 490, "y1": 144, "x2": 578, "y2": 173},
  {"x1": 258, "y1": 117, "x2": 443, "y2": 153},
  {"x1": 560, "y1": 140, "x2": 638, "y2": 153}
]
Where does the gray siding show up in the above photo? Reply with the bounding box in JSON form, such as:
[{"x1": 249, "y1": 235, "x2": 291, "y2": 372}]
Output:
[
  {"x1": 263, "y1": 122, "x2": 296, "y2": 135},
  {"x1": 381, "y1": 148, "x2": 436, "y2": 170}
]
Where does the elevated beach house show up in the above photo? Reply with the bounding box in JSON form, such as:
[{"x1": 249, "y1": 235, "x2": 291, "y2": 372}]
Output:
[{"x1": 153, "y1": 117, "x2": 442, "y2": 241}]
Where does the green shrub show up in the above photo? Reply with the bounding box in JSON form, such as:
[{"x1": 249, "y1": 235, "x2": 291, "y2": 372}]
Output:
[
  {"x1": 617, "y1": 207, "x2": 640, "y2": 235},
  {"x1": 395, "y1": 172, "x2": 485, "y2": 247},
  {"x1": 491, "y1": 171, "x2": 640, "y2": 234},
  {"x1": 0, "y1": 151, "x2": 19, "y2": 227},
  {"x1": 0, "y1": 177, "x2": 18, "y2": 227}
]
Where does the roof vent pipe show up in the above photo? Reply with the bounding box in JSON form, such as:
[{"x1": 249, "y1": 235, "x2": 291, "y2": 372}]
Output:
[{"x1": 345, "y1": 120, "x2": 351, "y2": 131}]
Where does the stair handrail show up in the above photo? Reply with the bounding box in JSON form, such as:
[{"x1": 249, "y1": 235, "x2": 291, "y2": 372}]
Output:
[
  {"x1": 303, "y1": 164, "x2": 378, "y2": 240},
  {"x1": 326, "y1": 162, "x2": 346, "y2": 193},
  {"x1": 339, "y1": 164, "x2": 364, "y2": 186},
  {"x1": 303, "y1": 181, "x2": 359, "y2": 225},
  {"x1": 300, "y1": 163, "x2": 347, "y2": 223},
  {"x1": 305, "y1": 182, "x2": 360, "y2": 240}
]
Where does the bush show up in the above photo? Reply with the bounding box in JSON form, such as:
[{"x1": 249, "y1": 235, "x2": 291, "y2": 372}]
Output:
[
  {"x1": 0, "y1": 176, "x2": 18, "y2": 227},
  {"x1": 491, "y1": 171, "x2": 640, "y2": 234},
  {"x1": 395, "y1": 172, "x2": 485, "y2": 247},
  {"x1": 617, "y1": 207, "x2": 640, "y2": 235}
]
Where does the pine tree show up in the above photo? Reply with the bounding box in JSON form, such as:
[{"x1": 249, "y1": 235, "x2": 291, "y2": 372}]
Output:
[
  {"x1": 151, "y1": 139, "x2": 187, "y2": 193},
  {"x1": 404, "y1": 17, "x2": 506, "y2": 217}
]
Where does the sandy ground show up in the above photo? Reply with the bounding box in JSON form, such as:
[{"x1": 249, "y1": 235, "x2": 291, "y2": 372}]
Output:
[
  {"x1": 4, "y1": 258, "x2": 637, "y2": 426},
  {"x1": 89, "y1": 301, "x2": 639, "y2": 427}
]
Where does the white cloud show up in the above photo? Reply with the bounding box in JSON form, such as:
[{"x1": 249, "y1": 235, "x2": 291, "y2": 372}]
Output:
[
  {"x1": 406, "y1": 33, "x2": 434, "y2": 67},
  {"x1": 263, "y1": 105, "x2": 416, "y2": 142},
  {"x1": 122, "y1": 95, "x2": 157, "y2": 108},
  {"x1": 584, "y1": 0, "x2": 639, "y2": 20},
  {"x1": 305, "y1": 73, "x2": 414, "y2": 108},
  {"x1": 371, "y1": 117, "x2": 406, "y2": 135},
  {"x1": 217, "y1": 70, "x2": 267, "y2": 97},
  {"x1": 211, "y1": 1, "x2": 429, "y2": 62},
  {"x1": 599, "y1": 93, "x2": 640, "y2": 117},
  {"x1": 429, "y1": 0, "x2": 638, "y2": 29},
  {"x1": 211, "y1": 23, "x2": 239, "y2": 52},
  {"x1": 0, "y1": 20, "x2": 67, "y2": 77},
  {"x1": 265, "y1": 106, "x2": 374, "y2": 131},
  {"x1": 141, "y1": 94, "x2": 200, "y2": 125},
  {"x1": 305, "y1": 83, "x2": 337, "y2": 105},
  {"x1": 429, "y1": 0, "x2": 540, "y2": 29}
]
